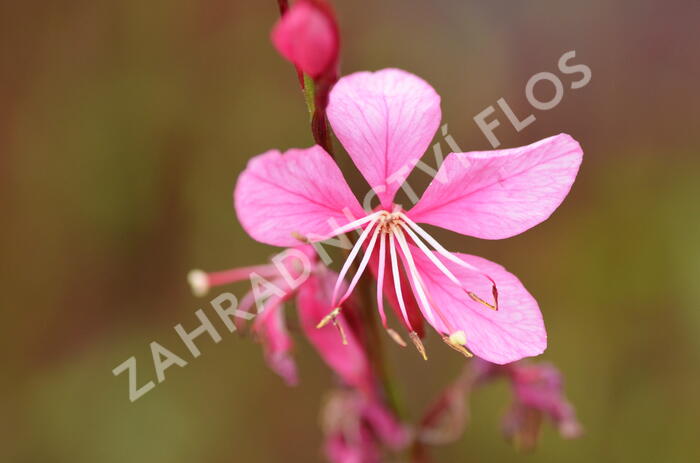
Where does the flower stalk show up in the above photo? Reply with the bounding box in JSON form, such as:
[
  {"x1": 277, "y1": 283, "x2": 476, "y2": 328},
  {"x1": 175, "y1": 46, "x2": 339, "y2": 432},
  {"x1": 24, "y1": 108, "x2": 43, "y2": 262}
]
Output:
[{"x1": 273, "y1": 0, "x2": 339, "y2": 155}]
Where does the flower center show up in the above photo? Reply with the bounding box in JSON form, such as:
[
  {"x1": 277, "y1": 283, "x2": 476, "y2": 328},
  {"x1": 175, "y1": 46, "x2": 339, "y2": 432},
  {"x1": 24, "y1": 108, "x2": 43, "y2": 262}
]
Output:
[
  {"x1": 376, "y1": 210, "x2": 402, "y2": 233},
  {"x1": 316, "y1": 207, "x2": 499, "y2": 359}
]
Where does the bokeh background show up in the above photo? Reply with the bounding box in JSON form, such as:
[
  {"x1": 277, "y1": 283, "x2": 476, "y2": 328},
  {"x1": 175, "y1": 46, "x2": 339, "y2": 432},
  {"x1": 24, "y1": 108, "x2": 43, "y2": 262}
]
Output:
[{"x1": 2, "y1": 0, "x2": 699, "y2": 461}]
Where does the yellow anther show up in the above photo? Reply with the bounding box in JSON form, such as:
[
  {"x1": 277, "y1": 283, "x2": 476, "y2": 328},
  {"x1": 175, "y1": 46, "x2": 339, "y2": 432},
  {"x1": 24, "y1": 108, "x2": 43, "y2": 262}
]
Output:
[
  {"x1": 291, "y1": 231, "x2": 310, "y2": 243},
  {"x1": 387, "y1": 328, "x2": 407, "y2": 347},
  {"x1": 409, "y1": 331, "x2": 428, "y2": 361},
  {"x1": 468, "y1": 291, "x2": 498, "y2": 311},
  {"x1": 442, "y1": 332, "x2": 474, "y2": 358},
  {"x1": 316, "y1": 307, "x2": 342, "y2": 329}
]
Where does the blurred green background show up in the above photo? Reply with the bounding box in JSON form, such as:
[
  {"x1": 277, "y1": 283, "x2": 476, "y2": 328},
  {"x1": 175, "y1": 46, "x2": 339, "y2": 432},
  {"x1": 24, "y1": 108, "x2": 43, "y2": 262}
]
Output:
[{"x1": 2, "y1": 0, "x2": 699, "y2": 461}]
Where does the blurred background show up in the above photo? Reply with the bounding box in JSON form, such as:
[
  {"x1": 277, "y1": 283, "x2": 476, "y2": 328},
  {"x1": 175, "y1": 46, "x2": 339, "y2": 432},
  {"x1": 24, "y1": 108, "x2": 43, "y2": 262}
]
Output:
[{"x1": 2, "y1": 0, "x2": 699, "y2": 461}]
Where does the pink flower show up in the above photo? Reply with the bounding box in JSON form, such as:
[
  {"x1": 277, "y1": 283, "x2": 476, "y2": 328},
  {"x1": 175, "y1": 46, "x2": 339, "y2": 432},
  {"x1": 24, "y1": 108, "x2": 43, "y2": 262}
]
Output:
[
  {"x1": 322, "y1": 389, "x2": 408, "y2": 463},
  {"x1": 255, "y1": 297, "x2": 298, "y2": 385},
  {"x1": 271, "y1": 0, "x2": 339, "y2": 79},
  {"x1": 506, "y1": 363, "x2": 582, "y2": 442},
  {"x1": 234, "y1": 68, "x2": 583, "y2": 364},
  {"x1": 418, "y1": 368, "x2": 472, "y2": 445},
  {"x1": 189, "y1": 246, "x2": 372, "y2": 390},
  {"x1": 297, "y1": 264, "x2": 375, "y2": 395},
  {"x1": 473, "y1": 359, "x2": 582, "y2": 448}
]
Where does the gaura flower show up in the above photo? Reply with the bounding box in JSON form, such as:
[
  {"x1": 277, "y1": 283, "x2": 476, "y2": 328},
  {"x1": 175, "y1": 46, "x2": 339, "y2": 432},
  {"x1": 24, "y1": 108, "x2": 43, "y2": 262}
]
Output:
[
  {"x1": 322, "y1": 389, "x2": 408, "y2": 463},
  {"x1": 272, "y1": 0, "x2": 339, "y2": 79},
  {"x1": 234, "y1": 68, "x2": 583, "y2": 364},
  {"x1": 189, "y1": 246, "x2": 372, "y2": 391},
  {"x1": 472, "y1": 359, "x2": 582, "y2": 449},
  {"x1": 417, "y1": 367, "x2": 472, "y2": 446}
]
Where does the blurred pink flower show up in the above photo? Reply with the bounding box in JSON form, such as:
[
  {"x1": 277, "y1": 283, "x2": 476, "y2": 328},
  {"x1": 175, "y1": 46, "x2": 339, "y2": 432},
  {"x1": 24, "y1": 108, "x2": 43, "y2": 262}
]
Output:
[
  {"x1": 189, "y1": 246, "x2": 372, "y2": 390},
  {"x1": 189, "y1": 248, "x2": 409, "y2": 460},
  {"x1": 417, "y1": 368, "x2": 472, "y2": 446},
  {"x1": 507, "y1": 363, "x2": 583, "y2": 441},
  {"x1": 322, "y1": 389, "x2": 408, "y2": 463},
  {"x1": 255, "y1": 296, "x2": 298, "y2": 385},
  {"x1": 473, "y1": 359, "x2": 582, "y2": 448},
  {"x1": 234, "y1": 68, "x2": 583, "y2": 364},
  {"x1": 297, "y1": 263, "x2": 374, "y2": 394},
  {"x1": 272, "y1": 0, "x2": 339, "y2": 79}
]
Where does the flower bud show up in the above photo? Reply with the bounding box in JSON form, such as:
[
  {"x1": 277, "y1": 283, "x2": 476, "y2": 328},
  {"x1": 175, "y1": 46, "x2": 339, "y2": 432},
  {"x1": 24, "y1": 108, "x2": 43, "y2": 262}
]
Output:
[{"x1": 271, "y1": 0, "x2": 339, "y2": 79}]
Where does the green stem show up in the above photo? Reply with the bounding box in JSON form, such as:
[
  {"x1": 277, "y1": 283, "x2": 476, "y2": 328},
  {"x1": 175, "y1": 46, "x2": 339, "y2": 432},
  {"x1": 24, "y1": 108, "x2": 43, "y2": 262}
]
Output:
[{"x1": 303, "y1": 74, "x2": 316, "y2": 119}]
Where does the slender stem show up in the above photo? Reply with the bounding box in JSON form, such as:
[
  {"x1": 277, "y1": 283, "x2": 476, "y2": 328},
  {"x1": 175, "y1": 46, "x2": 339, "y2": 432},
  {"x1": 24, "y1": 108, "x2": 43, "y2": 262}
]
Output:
[
  {"x1": 303, "y1": 74, "x2": 316, "y2": 119},
  {"x1": 410, "y1": 441, "x2": 434, "y2": 463},
  {"x1": 339, "y1": 233, "x2": 402, "y2": 416},
  {"x1": 358, "y1": 270, "x2": 401, "y2": 414},
  {"x1": 274, "y1": 2, "x2": 334, "y2": 155},
  {"x1": 273, "y1": 0, "x2": 399, "y2": 451},
  {"x1": 310, "y1": 75, "x2": 335, "y2": 156}
]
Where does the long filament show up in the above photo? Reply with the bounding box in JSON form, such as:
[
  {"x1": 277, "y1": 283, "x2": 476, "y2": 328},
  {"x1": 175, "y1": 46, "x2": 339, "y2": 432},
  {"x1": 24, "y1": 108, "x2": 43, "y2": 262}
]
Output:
[
  {"x1": 400, "y1": 213, "x2": 498, "y2": 309},
  {"x1": 330, "y1": 217, "x2": 379, "y2": 305},
  {"x1": 389, "y1": 232, "x2": 413, "y2": 330},
  {"x1": 398, "y1": 213, "x2": 480, "y2": 272},
  {"x1": 393, "y1": 225, "x2": 437, "y2": 326},
  {"x1": 376, "y1": 232, "x2": 388, "y2": 327},
  {"x1": 398, "y1": 222, "x2": 465, "y2": 288},
  {"x1": 399, "y1": 221, "x2": 493, "y2": 308},
  {"x1": 335, "y1": 225, "x2": 382, "y2": 307},
  {"x1": 309, "y1": 211, "x2": 384, "y2": 242}
]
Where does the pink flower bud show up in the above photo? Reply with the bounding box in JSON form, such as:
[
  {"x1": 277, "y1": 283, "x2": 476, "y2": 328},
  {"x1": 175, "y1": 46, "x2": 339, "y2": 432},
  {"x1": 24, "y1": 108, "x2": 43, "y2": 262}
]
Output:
[{"x1": 271, "y1": 0, "x2": 339, "y2": 78}]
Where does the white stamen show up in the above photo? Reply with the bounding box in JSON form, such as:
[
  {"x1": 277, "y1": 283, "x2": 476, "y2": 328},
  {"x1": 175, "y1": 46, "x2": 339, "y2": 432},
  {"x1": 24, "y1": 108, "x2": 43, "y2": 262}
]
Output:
[
  {"x1": 330, "y1": 217, "x2": 379, "y2": 305},
  {"x1": 399, "y1": 213, "x2": 480, "y2": 272},
  {"x1": 335, "y1": 224, "x2": 382, "y2": 307},
  {"x1": 393, "y1": 226, "x2": 437, "y2": 326},
  {"x1": 400, "y1": 214, "x2": 499, "y2": 310},
  {"x1": 311, "y1": 211, "x2": 384, "y2": 242},
  {"x1": 376, "y1": 231, "x2": 388, "y2": 327},
  {"x1": 398, "y1": 222, "x2": 467, "y2": 289},
  {"x1": 388, "y1": 232, "x2": 413, "y2": 330}
]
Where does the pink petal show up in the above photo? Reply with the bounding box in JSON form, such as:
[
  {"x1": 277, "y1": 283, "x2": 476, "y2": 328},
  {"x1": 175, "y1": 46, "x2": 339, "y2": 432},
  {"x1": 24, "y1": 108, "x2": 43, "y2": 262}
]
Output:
[
  {"x1": 410, "y1": 247, "x2": 546, "y2": 364},
  {"x1": 255, "y1": 296, "x2": 298, "y2": 386},
  {"x1": 408, "y1": 134, "x2": 583, "y2": 239},
  {"x1": 327, "y1": 69, "x2": 441, "y2": 208},
  {"x1": 271, "y1": 1, "x2": 338, "y2": 78},
  {"x1": 234, "y1": 146, "x2": 364, "y2": 247},
  {"x1": 297, "y1": 272, "x2": 372, "y2": 392}
]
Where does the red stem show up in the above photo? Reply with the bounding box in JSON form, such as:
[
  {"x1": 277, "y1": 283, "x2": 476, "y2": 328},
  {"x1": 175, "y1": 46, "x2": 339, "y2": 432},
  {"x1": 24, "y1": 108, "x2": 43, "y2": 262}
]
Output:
[
  {"x1": 311, "y1": 75, "x2": 335, "y2": 155},
  {"x1": 277, "y1": 0, "x2": 289, "y2": 15}
]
